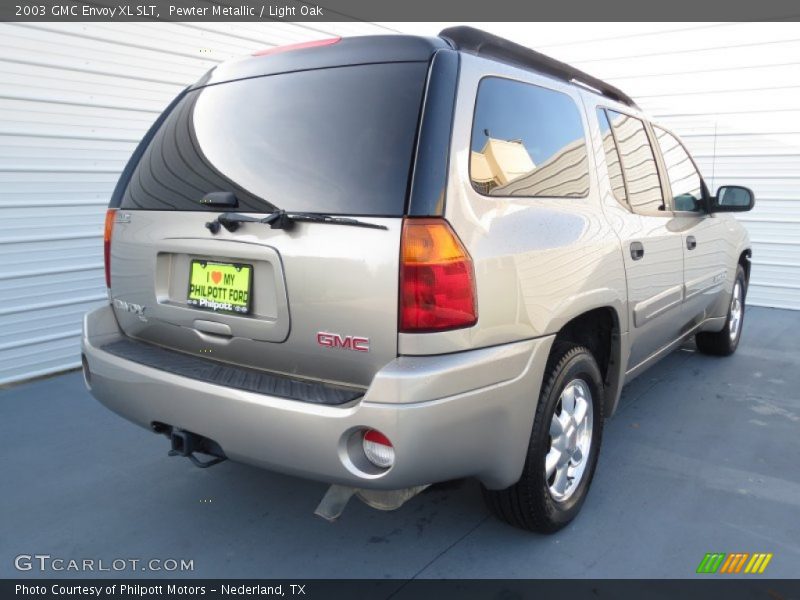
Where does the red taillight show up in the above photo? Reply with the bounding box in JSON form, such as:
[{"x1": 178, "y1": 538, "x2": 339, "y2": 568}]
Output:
[
  {"x1": 252, "y1": 37, "x2": 341, "y2": 57},
  {"x1": 103, "y1": 208, "x2": 116, "y2": 289},
  {"x1": 400, "y1": 218, "x2": 477, "y2": 332}
]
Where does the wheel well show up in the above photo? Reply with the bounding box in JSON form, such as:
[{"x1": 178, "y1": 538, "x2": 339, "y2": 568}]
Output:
[
  {"x1": 553, "y1": 307, "x2": 621, "y2": 415},
  {"x1": 739, "y1": 249, "x2": 752, "y2": 289}
]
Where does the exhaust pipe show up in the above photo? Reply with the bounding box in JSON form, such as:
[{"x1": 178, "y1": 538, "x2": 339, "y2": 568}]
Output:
[
  {"x1": 314, "y1": 485, "x2": 357, "y2": 522},
  {"x1": 314, "y1": 484, "x2": 430, "y2": 522}
]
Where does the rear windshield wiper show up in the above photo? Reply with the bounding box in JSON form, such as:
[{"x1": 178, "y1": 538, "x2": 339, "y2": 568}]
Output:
[{"x1": 206, "y1": 210, "x2": 388, "y2": 234}]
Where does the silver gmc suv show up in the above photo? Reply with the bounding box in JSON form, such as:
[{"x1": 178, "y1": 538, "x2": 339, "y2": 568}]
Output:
[{"x1": 82, "y1": 27, "x2": 754, "y2": 532}]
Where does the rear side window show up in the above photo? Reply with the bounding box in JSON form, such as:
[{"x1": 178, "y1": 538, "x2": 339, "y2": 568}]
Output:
[
  {"x1": 121, "y1": 62, "x2": 429, "y2": 215},
  {"x1": 596, "y1": 108, "x2": 628, "y2": 207},
  {"x1": 606, "y1": 111, "x2": 665, "y2": 214},
  {"x1": 470, "y1": 77, "x2": 589, "y2": 198}
]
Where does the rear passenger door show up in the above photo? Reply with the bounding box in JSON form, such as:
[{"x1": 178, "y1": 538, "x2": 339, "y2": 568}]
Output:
[
  {"x1": 652, "y1": 126, "x2": 728, "y2": 323},
  {"x1": 597, "y1": 109, "x2": 686, "y2": 370}
]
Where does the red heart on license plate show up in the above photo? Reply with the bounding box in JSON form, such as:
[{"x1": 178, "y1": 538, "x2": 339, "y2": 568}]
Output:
[{"x1": 211, "y1": 271, "x2": 222, "y2": 284}]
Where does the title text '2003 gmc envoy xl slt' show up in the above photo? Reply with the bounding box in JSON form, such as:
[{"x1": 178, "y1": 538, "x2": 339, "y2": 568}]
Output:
[{"x1": 82, "y1": 27, "x2": 754, "y2": 532}]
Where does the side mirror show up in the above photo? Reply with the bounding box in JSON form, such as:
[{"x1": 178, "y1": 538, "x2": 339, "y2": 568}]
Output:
[
  {"x1": 674, "y1": 193, "x2": 699, "y2": 212},
  {"x1": 710, "y1": 185, "x2": 755, "y2": 213}
]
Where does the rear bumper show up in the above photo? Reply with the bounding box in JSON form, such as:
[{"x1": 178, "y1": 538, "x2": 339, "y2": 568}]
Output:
[{"x1": 82, "y1": 305, "x2": 553, "y2": 490}]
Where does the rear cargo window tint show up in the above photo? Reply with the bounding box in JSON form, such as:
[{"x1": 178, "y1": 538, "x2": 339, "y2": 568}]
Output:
[
  {"x1": 121, "y1": 62, "x2": 428, "y2": 215},
  {"x1": 470, "y1": 77, "x2": 589, "y2": 198}
]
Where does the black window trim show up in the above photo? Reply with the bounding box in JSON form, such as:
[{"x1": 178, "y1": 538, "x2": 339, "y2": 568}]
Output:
[
  {"x1": 469, "y1": 74, "x2": 591, "y2": 200},
  {"x1": 407, "y1": 48, "x2": 460, "y2": 216}
]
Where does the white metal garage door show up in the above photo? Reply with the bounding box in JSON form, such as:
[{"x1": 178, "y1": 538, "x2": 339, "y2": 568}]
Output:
[{"x1": 0, "y1": 21, "x2": 396, "y2": 385}]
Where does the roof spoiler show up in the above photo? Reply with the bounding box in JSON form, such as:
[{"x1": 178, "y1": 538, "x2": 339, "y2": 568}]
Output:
[{"x1": 439, "y1": 26, "x2": 638, "y2": 109}]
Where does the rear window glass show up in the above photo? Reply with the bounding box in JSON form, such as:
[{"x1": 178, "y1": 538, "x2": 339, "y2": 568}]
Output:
[
  {"x1": 469, "y1": 77, "x2": 589, "y2": 198},
  {"x1": 597, "y1": 108, "x2": 628, "y2": 207},
  {"x1": 654, "y1": 126, "x2": 704, "y2": 212},
  {"x1": 121, "y1": 62, "x2": 428, "y2": 215},
  {"x1": 606, "y1": 110, "x2": 665, "y2": 214}
]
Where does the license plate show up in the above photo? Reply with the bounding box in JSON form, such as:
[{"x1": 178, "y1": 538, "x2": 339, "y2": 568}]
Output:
[{"x1": 187, "y1": 260, "x2": 252, "y2": 314}]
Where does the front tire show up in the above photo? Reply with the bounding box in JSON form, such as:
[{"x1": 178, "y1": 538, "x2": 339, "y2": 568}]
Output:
[
  {"x1": 696, "y1": 264, "x2": 746, "y2": 356},
  {"x1": 482, "y1": 343, "x2": 604, "y2": 533}
]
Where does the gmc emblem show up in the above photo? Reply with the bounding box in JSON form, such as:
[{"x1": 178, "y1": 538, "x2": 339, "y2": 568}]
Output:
[{"x1": 316, "y1": 331, "x2": 369, "y2": 353}]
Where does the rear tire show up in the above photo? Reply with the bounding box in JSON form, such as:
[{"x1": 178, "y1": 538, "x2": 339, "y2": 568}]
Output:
[
  {"x1": 482, "y1": 342, "x2": 604, "y2": 533},
  {"x1": 696, "y1": 265, "x2": 746, "y2": 356}
]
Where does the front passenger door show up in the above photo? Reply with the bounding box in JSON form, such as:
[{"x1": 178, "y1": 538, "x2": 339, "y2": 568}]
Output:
[{"x1": 653, "y1": 126, "x2": 727, "y2": 323}]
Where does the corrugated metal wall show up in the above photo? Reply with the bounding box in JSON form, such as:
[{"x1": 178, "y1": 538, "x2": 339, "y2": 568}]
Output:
[
  {"x1": 0, "y1": 21, "x2": 395, "y2": 385},
  {"x1": 2, "y1": 21, "x2": 798, "y2": 384}
]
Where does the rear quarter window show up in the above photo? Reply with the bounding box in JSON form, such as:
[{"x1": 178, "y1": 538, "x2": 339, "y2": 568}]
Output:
[
  {"x1": 120, "y1": 62, "x2": 429, "y2": 216},
  {"x1": 469, "y1": 77, "x2": 590, "y2": 198}
]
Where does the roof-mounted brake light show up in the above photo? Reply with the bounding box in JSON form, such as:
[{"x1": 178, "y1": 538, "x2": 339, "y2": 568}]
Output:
[{"x1": 252, "y1": 37, "x2": 341, "y2": 57}]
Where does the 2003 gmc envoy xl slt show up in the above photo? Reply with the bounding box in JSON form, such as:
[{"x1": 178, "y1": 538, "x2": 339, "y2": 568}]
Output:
[{"x1": 82, "y1": 27, "x2": 754, "y2": 532}]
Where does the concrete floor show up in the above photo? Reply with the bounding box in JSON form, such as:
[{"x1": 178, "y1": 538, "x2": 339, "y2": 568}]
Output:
[{"x1": 1, "y1": 307, "x2": 798, "y2": 579}]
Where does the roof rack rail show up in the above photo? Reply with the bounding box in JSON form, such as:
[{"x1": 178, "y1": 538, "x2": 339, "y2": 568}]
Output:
[{"x1": 439, "y1": 26, "x2": 638, "y2": 109}]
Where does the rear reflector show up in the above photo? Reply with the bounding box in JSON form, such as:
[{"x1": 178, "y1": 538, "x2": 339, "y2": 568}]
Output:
[
  {"x1": 103, "y1": 208, "x2": 117, "y2": 289},
  {"x1": 362, "y1": 429, "x2": 395, "y2": 469},
  {"x1": 400, "y1": 218, "x2": 477, "y2": 332},
  {"x1": 252, "y1": 37, "x2": 341, "y2": 57}
]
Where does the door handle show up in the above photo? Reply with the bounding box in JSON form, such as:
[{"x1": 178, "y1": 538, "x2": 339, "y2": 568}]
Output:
[
  {"x1": 193, "y1": 319, "x2": 232, "y2": 337},
  {"x1": 630, "y1": 241, "x2": 645, "y2": 261},
  {"x1": 686, "y1": 236, "x2": 697, "y2": 250}
]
